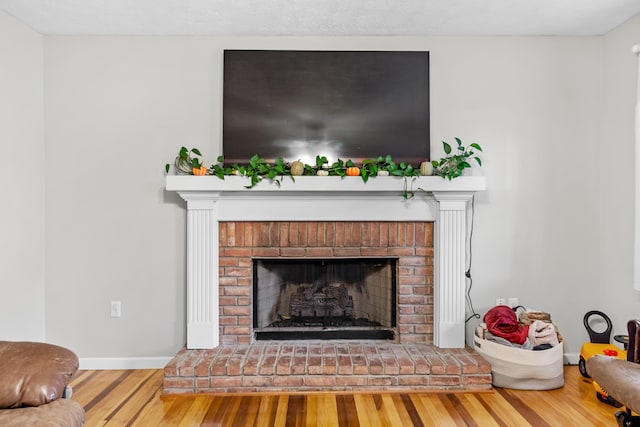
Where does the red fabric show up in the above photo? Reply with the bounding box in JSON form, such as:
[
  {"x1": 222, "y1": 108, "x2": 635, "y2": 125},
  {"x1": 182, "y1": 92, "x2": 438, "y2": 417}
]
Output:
[{"x1": 484, "y1": 305, "x2": 530, "y2": 345}]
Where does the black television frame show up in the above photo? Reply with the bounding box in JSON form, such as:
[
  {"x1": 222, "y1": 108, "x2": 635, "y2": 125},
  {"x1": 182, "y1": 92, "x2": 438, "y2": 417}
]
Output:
[{"x1": 222, "y1": 50, "x2": 430, "y2": 166}]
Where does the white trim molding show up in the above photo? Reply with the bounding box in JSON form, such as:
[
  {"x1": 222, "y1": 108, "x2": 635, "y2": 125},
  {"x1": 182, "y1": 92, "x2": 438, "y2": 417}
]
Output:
[
  {"x1": 79, "y1": 357, "x2": 173, "y2": 370},
  {"x1": 633, "y1": 44, "x2": 640, "y2": 290}
]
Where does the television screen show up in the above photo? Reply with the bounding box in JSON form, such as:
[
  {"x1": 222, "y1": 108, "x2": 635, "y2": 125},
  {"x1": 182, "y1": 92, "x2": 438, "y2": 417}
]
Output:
[{"x1": 222, "y1": 50, "x2": 430, "y2": 166}]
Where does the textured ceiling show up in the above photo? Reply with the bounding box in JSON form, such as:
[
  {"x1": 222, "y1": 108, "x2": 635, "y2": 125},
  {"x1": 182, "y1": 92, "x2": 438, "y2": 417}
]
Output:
[{"x1": 0, "y1": 0, "x2": 639, "y2": 36}]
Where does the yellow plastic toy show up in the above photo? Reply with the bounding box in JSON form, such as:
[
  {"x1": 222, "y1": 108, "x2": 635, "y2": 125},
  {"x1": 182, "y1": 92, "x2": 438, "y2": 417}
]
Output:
[{"x1": 579, "y1": 310, "x2": 627, "y2": 406}]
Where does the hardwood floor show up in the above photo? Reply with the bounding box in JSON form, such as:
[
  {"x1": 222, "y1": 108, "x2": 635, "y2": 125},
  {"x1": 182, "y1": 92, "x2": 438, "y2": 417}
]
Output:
[{"x1": 69, "y1": 366, "x2": 622, "y2": 426}]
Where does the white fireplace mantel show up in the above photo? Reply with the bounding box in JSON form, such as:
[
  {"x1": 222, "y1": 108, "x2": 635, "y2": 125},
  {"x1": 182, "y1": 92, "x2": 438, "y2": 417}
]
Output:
[{"x1": 166, "y1": 175, "x2": 486, "y2": 349}]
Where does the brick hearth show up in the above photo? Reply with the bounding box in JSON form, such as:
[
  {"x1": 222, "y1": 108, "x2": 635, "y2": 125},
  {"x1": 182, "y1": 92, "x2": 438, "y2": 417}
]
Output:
[{"x1": 164, "y1": 342, "x2": 492, "y2": 393}]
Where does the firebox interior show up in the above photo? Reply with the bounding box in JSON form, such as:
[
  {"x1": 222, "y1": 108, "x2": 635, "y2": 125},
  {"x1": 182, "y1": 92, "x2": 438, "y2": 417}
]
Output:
[{"x1": 253, "y1": 258, "x2": 397, "y2": 340}]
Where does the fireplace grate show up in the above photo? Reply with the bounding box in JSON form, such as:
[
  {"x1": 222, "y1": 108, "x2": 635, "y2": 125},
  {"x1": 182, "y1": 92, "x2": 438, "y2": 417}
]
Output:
[
  {"x1": 267, "y1": 315, "x2": 382, "y2": 329},
  {"x1": 254, "y1": 328, "x2": 395, "y2": 340}
]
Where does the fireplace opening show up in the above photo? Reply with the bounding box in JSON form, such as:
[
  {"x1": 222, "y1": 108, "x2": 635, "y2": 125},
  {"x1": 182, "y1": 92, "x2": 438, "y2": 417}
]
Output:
[{"x1": 253, "y1": 258, "x2": 397, "y2": 340}]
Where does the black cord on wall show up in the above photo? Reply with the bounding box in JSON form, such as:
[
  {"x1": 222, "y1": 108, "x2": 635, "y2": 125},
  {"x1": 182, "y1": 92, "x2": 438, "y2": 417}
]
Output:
[{"x1": 465, "y1": 195, "x2": 481, "y2": 323}]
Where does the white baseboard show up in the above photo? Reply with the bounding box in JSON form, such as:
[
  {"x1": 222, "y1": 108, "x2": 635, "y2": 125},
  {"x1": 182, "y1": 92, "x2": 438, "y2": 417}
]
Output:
[
  {"x1": 564, "y1": 352, "x2": 580, "y2": 365},
  {"x1": 79, "y1": 356, "x2": 172, "y2": 370}
]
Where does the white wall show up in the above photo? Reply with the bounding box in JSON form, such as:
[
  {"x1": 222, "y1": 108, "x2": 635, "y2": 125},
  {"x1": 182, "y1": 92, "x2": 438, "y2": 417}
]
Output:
[
  {"x1": 43, "y1": 37, "x2": 198, "y2": 358},
  {"x1": 42, "y1": 34, "x2": 611, "y2": 360},
  {"x1": 434, "y1": 37, "x2": 604, "y2": 355},
  {"x1": 0, "y1": 11, "x2": 45, "y2": 341},
  {"x1": 598, "y1": 15, "x2": 640, "y2": 340}
]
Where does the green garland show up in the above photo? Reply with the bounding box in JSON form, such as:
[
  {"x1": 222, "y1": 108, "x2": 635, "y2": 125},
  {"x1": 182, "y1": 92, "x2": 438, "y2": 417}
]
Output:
[
  {"x1": 168, "y1": 151, "x2": 422, "y2": 182},
  {"x1": 165, "y1": 138, "x2": 483, "y2": 195}
]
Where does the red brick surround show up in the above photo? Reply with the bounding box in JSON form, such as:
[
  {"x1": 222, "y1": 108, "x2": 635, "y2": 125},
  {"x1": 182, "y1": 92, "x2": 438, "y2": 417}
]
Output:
[{"x1": 218, "y1": 221, "x2": 433, "y2": 345}]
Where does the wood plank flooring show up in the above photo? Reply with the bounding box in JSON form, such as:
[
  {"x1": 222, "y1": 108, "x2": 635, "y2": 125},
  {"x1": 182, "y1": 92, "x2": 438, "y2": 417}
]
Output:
[{"x1": 69, "y1": 366, "x2": 622, "y2": 426}]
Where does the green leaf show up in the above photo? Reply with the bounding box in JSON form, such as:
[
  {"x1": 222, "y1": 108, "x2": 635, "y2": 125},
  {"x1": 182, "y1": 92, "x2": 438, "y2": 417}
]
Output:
[
  {"x1": 470, "y1": 143, "x2": 483, "y2": 152},
  {"x1": 315, "y1": 155, "x2": 328, "y2": 167},
  {"x1": 474, "y1": 157, "x2": 482, "y2": 166},
  {"x1": 443, "y1": 142, "x2": 451, "y2": 155},
  {"x1": 165, "y1": 164, "x2": 170, "y2": 173},
  {"x1": 217, "y1": 155, "x2": 224, "y2": 163},
  {"x1": 455, "y1": 137, "x2": 462, "y2": 146},
  {"x1": 191, "y1": 148, "x2": 202, "y2": 156}
]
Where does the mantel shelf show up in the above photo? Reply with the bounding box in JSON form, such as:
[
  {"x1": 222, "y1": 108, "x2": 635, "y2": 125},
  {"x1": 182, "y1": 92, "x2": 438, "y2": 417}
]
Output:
[{"x1": 166, "y1": 174, "x2": 486, "y2": 194}]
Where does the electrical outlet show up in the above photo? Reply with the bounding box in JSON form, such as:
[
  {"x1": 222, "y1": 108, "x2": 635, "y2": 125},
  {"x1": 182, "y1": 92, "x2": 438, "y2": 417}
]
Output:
[
  {"x1": 495, "y1": 298, "x2": 506, "y2": 306},
  {"x1": 508, "y1": 297, "x2": 519, "y2": 307},
  {"x1": 110, "y1": 301, "x2": 121, "y2": 318}
]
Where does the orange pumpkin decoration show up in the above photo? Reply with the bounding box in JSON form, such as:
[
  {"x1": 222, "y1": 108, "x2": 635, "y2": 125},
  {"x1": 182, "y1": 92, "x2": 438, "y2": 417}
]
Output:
[
  {"x1": 192, "y1": 165, "x2": 208, "y2": 176},
  {"x1": 345, "y1": 166, "x2": 360, "y2": 176}
]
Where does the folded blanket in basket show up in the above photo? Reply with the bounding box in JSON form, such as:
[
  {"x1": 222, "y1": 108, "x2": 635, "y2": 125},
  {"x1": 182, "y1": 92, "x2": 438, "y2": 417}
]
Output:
[
  {"x1": 528, "y1": 320, "x2": 559, "y2": 347},
  {"x1": 519, "y1": 309, "x2": 564, "y2": 343},
  {"x1": 485, "y1": 330, "x2": 533, "y2": 349},
  {"x1": 484, "y1": 305, "x2": 530, "y2": 345}
]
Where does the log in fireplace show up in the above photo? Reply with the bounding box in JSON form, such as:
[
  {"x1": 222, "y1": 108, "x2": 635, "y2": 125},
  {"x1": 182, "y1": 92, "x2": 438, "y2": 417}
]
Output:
[{"x1": 253, "y1": 258, "x2": 397, "y2": 340}]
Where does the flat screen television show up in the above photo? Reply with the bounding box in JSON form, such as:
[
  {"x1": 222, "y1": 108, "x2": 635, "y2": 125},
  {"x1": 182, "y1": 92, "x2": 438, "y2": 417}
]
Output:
[{"x1": 222, "y1": 50, "x2": 430, "y2": 166}]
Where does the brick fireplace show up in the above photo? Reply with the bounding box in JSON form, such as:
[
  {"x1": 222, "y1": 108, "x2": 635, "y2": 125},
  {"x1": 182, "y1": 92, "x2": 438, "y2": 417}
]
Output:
[{"x1": 165, "y1": 175, "x2": 489, "y2": 393}]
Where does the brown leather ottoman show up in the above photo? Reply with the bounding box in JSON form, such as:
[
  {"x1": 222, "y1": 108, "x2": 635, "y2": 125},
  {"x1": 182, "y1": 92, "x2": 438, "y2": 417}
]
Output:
[{"x1": 0, "y1": 341, "x2": 85, "y2": 426}]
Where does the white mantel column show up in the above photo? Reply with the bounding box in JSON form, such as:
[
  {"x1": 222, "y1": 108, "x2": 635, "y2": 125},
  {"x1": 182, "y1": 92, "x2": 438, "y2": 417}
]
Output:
[
  {"x1": 432, "y1": 192, "x2": 474, "y2": 348},
  {"x1": 181, "y1": 194, "x2": 220, "y2": 349}
]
